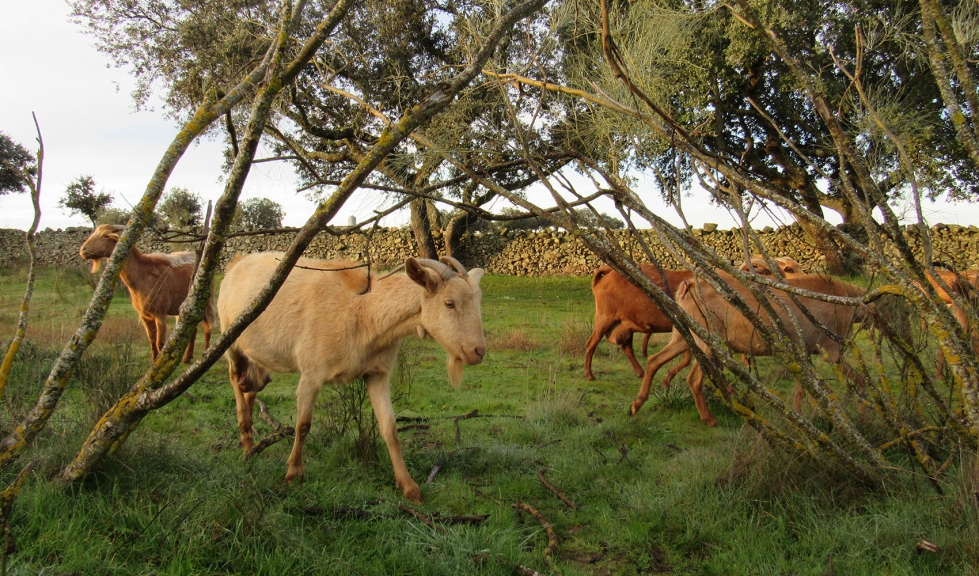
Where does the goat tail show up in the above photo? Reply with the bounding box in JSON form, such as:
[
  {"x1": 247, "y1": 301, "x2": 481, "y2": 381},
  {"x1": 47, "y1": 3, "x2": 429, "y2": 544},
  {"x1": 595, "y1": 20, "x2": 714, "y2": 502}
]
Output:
[
  {"x1": 226, "y1": 345, "x2": 269, "y2": 393},
  {"x1": 592, "y1": 265, "x2": 614, "y2": 289}
]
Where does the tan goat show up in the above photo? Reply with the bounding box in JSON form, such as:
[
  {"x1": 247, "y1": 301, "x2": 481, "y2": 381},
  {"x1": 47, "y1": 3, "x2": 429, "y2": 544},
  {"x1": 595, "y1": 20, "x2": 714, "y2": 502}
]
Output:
[
  {"x1": 630, "y1": 270, "x2": 865, "y2": 426},
  {"x1": 918, "y1": 268, "x2": 979, "y2": 375},
  {"x1": 217, "y1": 252, "x2": 486, "y2": 503},
  {"x1": 79, "y1": 224, "x2": 213, "y2": 363},
  {"x1": 584, "y1": 264, "x2": 693, "y2": 382}
]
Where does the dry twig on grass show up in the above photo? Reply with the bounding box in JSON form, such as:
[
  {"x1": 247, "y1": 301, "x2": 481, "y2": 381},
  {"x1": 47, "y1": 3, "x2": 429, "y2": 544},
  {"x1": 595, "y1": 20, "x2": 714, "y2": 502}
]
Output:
[
  {"x1": 245, "y1": 398, "x2": 296, "y2": 459},
  {"x1": 537, "y1": 468, "x2": 579, "y2": 509},
  {"x1": 512, "y1": 501, "x2": 558, "y2": 561},
  {"x1": 398, "y1": 504, "x2": 445, "y2": 533}
]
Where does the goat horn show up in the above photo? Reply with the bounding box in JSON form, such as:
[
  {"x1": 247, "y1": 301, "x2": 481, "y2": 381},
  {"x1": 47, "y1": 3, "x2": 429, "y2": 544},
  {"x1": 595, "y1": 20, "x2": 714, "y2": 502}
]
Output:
[
  {"x1": 414, "y1": 258, "x2": 456, "y2": 281},
  {"x1": 439, "y1": 256, "x2": 467, "y2": 276}
]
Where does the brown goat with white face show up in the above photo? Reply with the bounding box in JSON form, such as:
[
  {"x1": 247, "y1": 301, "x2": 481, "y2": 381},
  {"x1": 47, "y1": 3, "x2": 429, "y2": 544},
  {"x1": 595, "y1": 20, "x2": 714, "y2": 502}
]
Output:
[
  {"x1": 217, "y1": 252, "x2": 486, "y2": 503},
  {"x1": 79, "y1": 224, "x2": 214, "y2": 364}
]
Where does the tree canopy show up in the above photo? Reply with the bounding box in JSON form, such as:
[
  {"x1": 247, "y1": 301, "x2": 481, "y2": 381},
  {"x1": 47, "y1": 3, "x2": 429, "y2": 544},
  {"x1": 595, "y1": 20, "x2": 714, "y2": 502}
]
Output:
[
  {"x1": 156, "y1": 187, "x2": 203, "y2": 229},
  {"x1": 0, "y1": 132, "x2": 36, "y2": 195},
  {"x1": 58, "y1": 175, "x2": 113, "y2": 226},
  {"x1": 233, "y1": 197, "x2": 285, "y2": 230}
]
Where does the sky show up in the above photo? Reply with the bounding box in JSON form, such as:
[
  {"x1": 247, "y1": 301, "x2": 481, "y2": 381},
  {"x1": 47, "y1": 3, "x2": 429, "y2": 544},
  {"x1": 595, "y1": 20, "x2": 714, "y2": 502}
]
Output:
[{"x1": 2, "y1": 1, "x2": 978, "y2": 233}]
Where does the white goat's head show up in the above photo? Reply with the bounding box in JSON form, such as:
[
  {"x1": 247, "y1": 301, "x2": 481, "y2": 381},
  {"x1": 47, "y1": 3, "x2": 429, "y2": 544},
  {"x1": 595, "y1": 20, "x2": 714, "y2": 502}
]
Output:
[
  {"x1": 79, "y1": 224, "x2": 126, "y2": 273},
  {"x1": 405, "y1": 256, "x2": 486, "y2": 388}
]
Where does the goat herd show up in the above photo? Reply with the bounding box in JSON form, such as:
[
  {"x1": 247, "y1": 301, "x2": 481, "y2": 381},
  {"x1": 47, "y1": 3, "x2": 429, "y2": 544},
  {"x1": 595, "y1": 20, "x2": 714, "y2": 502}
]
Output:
[{"x1": 77, "y1": 224, "x2": 974, "y2": 502}]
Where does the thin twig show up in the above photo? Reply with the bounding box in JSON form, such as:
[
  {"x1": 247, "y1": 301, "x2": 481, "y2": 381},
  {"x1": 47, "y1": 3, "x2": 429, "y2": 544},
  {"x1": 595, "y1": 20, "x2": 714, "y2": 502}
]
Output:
[
  {"x1": 245, "y1": 426, "x2": 296, "y2": 460},
  {"x1": 426, "y1": 460, "x2": 444, "y2": 484},
  {"x1": 537, "y1": 469, "x2": 579, "y2": 509},
  {"x1": 512, "y1": 501, "x2": 558, "y2": 562},
  {"x1": 398, "y1": 504, "x2": 445, "y2": 533}
]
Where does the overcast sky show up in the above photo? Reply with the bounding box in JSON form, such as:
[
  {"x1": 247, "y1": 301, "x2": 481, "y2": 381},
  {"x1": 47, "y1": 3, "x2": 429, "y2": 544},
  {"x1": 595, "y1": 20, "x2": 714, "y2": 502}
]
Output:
[{"x1": 2, "y1": 0, "x2": 978, "y2": 234}]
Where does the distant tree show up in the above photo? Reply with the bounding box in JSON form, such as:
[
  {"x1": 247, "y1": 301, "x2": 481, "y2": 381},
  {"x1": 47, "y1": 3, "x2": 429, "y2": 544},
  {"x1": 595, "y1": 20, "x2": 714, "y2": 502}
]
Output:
[
  {"x1": 575, "y1": 208, "x2": 625, "y2": 230},
  {"x1": 494, "y1": 206, "x2": 549, "y2": 231},
  {"x1": 59, "y1": 175, "x2": 113, "y2": 227},
  {"x1": 157, "y1": 187, "x2": 203, "y2": 229},
  {"x1": 233, "y1": 197, "x2": 284, "y2": 231},
  {"x1": 97, "y1": 207, "x2": 131, "y2": 225},
  {"x1": 0, "y1": 131, "x2": 36, "y2": 195}
]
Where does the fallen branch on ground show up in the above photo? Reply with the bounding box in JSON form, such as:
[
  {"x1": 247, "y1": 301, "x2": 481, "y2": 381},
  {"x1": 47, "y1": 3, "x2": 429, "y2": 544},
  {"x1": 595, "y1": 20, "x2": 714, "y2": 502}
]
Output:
[
  {"x1": 398, "y1": 505, "x2": 445, "y2": 533},
  {"x1": 512, "y1": 501, "x2": 558, "y2": 562},
  {"x1": 246, "y1": 398, "x2": 295, "y2": 459},
  {"x1": 537, "y1": 468, "x2": 578, "y2": 509}
]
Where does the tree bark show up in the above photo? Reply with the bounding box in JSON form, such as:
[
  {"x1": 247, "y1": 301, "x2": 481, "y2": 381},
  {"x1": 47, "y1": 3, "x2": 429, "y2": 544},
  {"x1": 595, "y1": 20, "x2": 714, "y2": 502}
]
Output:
[{"x1": 410, "y1": 197, "x2": 438, "y2": 259}]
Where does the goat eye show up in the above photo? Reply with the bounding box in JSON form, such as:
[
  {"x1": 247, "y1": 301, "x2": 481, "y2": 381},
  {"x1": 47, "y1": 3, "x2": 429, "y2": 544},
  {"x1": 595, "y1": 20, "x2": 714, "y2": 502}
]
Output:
[{"x1": 445, "y1": 300, "x2": 455, "y2": 309}]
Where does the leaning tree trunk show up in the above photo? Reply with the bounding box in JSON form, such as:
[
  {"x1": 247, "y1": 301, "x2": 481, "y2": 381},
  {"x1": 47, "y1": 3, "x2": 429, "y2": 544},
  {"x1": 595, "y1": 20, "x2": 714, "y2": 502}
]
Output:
[
  {"x1": 444, "y1": 210, "x2": 475, "y2": 258},
  {"x1": 410, "y1": 197, "x2": 438, "y2": 259}
]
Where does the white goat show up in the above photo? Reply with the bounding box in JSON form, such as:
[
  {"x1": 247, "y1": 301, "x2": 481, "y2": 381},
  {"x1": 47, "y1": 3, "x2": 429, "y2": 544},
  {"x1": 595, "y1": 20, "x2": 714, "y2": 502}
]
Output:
[
  {"x1": 217, "y1": 252, "x2": 486, "y2": 503},
  {"x1": 79, "y1": 224, "x2": 213, "y2": 363}
]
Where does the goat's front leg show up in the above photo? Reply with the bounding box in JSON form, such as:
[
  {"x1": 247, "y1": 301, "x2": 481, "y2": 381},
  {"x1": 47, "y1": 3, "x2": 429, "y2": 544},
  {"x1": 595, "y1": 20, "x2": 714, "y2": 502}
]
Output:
[
  {"x1": 139, "y1": 315, "x2": 159, "y2": 361},
  {"x1": 153, "y1": 316, "x2": 168, "y2": 361},
  {"x1": 583, "y1": 320, "x2": 611, "y2": 381},
  {"x1": 182, "y1": 323, "x2": 198, "y2": 363},
  {"x1": 686, "y1": 361, "x2": 718, "y2": 426},
  {"x1": 630, "y1": 332, "x2": 688, "y2": 415},
  {"x1": 366, "y1": 373, "x2": 421, "y2": 503},
  {"x1": 286, "y1": 375, "x2": 323, "y2": 484}
]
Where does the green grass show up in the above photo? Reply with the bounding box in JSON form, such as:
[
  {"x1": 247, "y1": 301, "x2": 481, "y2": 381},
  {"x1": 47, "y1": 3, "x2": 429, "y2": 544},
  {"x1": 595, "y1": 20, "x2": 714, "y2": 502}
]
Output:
[{"x1": 0, "y1": 268, "x2": 976, "y2": 574}]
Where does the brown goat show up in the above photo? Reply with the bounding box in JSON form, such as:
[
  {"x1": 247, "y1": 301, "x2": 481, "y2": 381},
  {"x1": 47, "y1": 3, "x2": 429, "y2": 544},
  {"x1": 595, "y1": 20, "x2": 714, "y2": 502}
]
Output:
[
  {"x1": 919, "y1": 269, "x2": 979, "y2": 375},
  {"x1": 79, "y1": 224, "x2": 214, "y2": 363},
  {"x1": 584, "y1": 264, "x2": 693, "y2": 382},
  {"x1": 630, "y1": 270, "x2": 865, "y2": 426},
  {"x1": 217, "y1": 253, "x2": 486, "y2": 503}
]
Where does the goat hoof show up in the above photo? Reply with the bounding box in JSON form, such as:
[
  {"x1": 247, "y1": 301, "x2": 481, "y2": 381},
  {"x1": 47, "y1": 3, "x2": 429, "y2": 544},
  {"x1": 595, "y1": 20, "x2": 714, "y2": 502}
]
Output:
[
  {"x1": 704, "y1": 418, "x2": 719, "y2": 427},
  {"x1": 401, "y1": 482, "x2": 423, "y2": 504},
  {"x1": 585, "y1": 374, "x2": 595, "y2": 382}
]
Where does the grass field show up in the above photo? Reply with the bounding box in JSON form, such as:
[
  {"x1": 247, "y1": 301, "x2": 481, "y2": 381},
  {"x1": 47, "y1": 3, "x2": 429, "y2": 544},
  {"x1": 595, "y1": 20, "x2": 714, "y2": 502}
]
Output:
[{"x1": 0, "y1": 265, "x2": 976, "y2": 575}]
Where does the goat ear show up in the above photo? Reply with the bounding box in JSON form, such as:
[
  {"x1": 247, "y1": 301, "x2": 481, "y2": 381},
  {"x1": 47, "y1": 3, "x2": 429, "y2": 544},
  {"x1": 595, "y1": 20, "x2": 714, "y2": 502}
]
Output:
[
  {"x1": 467, "y1": 268, "x2": 485, "y2": 285},
  {"x1": 405, "y1": 258, "x2": 440, "y2": 293},
  {"x1": 107, "y1": 233, "x2": 121, "y2": 241}
]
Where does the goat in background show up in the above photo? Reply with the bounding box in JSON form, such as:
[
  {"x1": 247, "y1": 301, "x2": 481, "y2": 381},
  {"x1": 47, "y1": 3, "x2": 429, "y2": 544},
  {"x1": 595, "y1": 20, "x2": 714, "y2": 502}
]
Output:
[{"x1": 79, "y1": 224, "x2": 214, "y2": 363}]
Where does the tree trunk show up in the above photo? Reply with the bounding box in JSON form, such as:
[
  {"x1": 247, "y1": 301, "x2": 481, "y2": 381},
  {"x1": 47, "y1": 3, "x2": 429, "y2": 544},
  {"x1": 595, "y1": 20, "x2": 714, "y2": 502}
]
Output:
[
  {"x1": 444, "y1": 210, "x2": 474, "y2": 258},
  {"x1": 410, "y1": 197, "x2": 438, "y2": 259}
]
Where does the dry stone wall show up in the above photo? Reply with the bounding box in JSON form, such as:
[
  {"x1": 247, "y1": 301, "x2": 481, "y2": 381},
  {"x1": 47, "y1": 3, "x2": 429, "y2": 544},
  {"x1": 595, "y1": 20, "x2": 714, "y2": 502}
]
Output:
[{"x1": 3, "y1": 223, "x2": 979, "y2": 275}]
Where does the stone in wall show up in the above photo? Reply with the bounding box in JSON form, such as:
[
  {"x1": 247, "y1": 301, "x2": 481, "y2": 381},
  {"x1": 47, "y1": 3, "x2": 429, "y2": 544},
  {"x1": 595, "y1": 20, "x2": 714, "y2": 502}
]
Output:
[{"x1": 4, "y1": 222, "x2": 979, "y2": 276}]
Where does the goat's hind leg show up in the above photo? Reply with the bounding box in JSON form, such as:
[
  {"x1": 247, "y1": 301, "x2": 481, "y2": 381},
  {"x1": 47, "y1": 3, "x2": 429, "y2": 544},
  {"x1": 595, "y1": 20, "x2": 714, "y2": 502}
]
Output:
[
  {"x1": 584, "y1": 320, "x2": 615, "y2": 381},
  {"x1": 227, "y1": 347, "x2": 260, "y2": 455}
]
